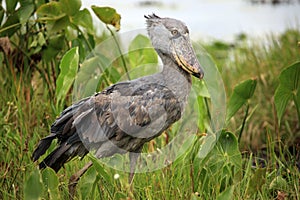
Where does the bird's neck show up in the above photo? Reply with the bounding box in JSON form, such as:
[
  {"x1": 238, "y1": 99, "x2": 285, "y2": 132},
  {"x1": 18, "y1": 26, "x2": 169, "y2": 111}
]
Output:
[
  {"x1": 158, "y1": 51, "x2": 192, "y2": 84},
  {"x1": 156, "y1": 51, "x2": 192, "y2": 110}
]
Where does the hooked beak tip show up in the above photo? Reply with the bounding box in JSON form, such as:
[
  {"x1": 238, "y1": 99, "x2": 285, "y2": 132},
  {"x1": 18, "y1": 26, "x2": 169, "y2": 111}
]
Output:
[
  {"x1": 193, "y1": 62, "x2": 204, "y2": 79},
  {"x1": 199, "y1": 72, "x2": 204, "y2": 79},
  {"x1": 194, "y1": 71, "x2": 204, "y2": 79}
]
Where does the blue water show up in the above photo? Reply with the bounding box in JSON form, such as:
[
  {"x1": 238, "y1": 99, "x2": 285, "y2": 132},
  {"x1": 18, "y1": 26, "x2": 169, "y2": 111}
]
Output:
[{"x1": 83, "y1": 0, "x2": 300, "y2": 41}]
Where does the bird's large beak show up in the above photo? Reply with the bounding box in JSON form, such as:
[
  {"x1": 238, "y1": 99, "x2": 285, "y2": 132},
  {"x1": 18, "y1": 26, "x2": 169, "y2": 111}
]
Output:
[{"x1": 171, "y1": 36, "x2": 204, "y2": 79}]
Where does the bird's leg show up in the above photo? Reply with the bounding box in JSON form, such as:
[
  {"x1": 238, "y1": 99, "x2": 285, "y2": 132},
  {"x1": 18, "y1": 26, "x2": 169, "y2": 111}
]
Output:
[
  {"x1": 128, "y1": 152, "x2": 140, "y2": 184},
  {"x1": 128, "y1": 151, "x2": 141, "y2": 197},
  {"x1": 68, "y1": 161, "x2": 93, "y2": 199}
]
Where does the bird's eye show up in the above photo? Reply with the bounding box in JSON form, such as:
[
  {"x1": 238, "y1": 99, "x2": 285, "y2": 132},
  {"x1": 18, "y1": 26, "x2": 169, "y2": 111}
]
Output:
[{"x1": 171, "y1": 30, "x2": 178, "y2": 36}]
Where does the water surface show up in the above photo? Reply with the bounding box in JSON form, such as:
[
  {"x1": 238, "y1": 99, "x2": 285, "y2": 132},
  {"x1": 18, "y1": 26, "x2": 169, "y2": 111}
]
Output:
[{"x1": 83, "y1": 0, "x2": 300, "y2": 41}]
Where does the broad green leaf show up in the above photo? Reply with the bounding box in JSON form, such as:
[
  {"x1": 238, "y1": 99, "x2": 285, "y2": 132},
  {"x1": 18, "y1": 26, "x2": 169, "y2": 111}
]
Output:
[
  {"x1": 37, "y1": 2, "x2": 64, "y2": 20},
  {"x1": 218, "y1": 131, "x2": 239, "y2": 156},
  {"x1": 24, "y1": 169, "x2": 43, "y2": 200},
  {"x1": 216, "y1": 186, "x2": 234, "y2": 200},
  {"x1": 41, "y1": 168, "x2": 60, "y2": 200},
  {"x1": 226, "y1": 78, "x2": 257, "y2": 122},
  {"x1": 79, "y1": 166, "x2": 97, "y2": 199},
  {"x1": 71, "y1": 8, "x2": 94, "y2": 34},
  {"x1": 274, "y1": 85, "x2": 292, "y2": 123},
  {"x1": 277, "y1": 61, "x2": 300, "y2": 91},
  {"x1": 89, "y1": 155, "x2": 112, "y2": 183},
  {"x1": 81, "y1": 77, "x2": 99, "y2": 97},
  {"x1": 0, "y1": 5, "x2": 5, "y2": 23},
  {"x1": 0, "y1": 13, "x2": 20, "y2": 37},
  {"x1": 80, "y1": 56, "x2": 105, "y2": 77},
  {"x1": 218, "y1": 131, "x2": 242, "y2": 169},
  {"x1": 74, "y1": 55, "x2": 110, "y2": 99},
  {"x1": 60, "y1": 0, "x2": 81, "y2": 16},
  {"x1": 37, "y1": 32, "x2": 46, "y2": 46},
  {"x1": 48, "y1": 34, "x2": 65, "y2": 50},
  {"x1": 29, "y1": 35, "x2": 38, "y2": 48},
  {"x1": 5, "y1": 0, "x2": 18, "y2": 14},
  {"x1": 198, "y1": 131, "x2": 242, "y2": 183},
  {"x1": 16, "y1": 3, "x2": 34, "y2": 24},
  {"x1": 55, "y1": 47, "x2": 79, "y2": 109},
  {"x1": 19, "y1": 0, "x2": 33, "y2": 7},
  {"x1": 106, "y1": 66, "x2": 121, "y2": 84},
  {"x1": 196, "y1": 46, "x2": 226, "y2": 134},
  {"x1": 42, "y1": 34, "x2": 65, "y2": 62},
  {"x1": 34, "y1": 0, "x2": 45, "y2": 9},
  {"x1": 128, "y1": 34, "x2": 158, "y2": 69},
  {"x1": 192, "y1": 80, "x2": 210, "y2": 98},
  {"x1": 274, "y1": 61, "x2": 300, "y2": 124},
  {"x1": 72, "y1": 34, "x2": 94, "y2": 61},
  {"x1": 104, "y1": 154, "x2": 125, "y2": 168},
  {"x1": 87, "y1": 33, "x2": 95, "y2": 49},
  {"x1": 72, "y1": 36, "x2": 85, "y2": 57},
  {"x1": 191, "y1": 44, "x2": 226, "y2": 157},
  {"x1": 193, "y1": 132, "x2": 241, "y2": 196},
  {"x1": 176, "y1": 135, "x2": 196, "y2": 158},
  {"x1": 207, "y1": 131, "x2": 241, "y2": 166},
  {"x1": 91, "y1": 6, "x2": 121, "y2": 31},
  {"x1": 49, "y1": 15, "x2": 70, "y2": 33},
  {"x1": 197, "y1": 133, "x2": 216, "y2": 158}
]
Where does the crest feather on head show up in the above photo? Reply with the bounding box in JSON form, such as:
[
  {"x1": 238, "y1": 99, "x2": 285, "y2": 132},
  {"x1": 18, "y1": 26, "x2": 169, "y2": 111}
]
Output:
[
  {"x1": 144, "y1": 13, "x2": 161, "y2": 20},
  {"x1": 145, "y1": 13, "x2": 162, "y2": 30}
]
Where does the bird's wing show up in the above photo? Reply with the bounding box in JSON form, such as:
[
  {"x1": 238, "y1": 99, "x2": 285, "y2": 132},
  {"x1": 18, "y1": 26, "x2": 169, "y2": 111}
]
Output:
[
  {"x1": 74, "y1": 81, "x2": 182, "y2": 145},
  {"x1": 33, "y1": 81, "x2": 182, "y2": 161},
  {"x1": 108, "y1": 83, "x2": 182, "y2": 140}
]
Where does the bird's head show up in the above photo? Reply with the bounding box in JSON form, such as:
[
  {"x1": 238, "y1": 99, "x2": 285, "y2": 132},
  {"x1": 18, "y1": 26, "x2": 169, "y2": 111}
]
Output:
[{"x1": 145, "y1": 14, "x2": 204, "y2": 79}]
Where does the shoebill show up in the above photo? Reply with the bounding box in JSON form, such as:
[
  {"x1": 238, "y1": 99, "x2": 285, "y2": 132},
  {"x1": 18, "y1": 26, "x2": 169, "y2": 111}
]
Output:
[{"x1": 32, "y1": 14, "x2": 204, "y2": 193}]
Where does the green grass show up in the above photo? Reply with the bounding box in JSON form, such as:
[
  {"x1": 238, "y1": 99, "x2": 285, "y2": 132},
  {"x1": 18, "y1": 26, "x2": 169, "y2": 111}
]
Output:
[
  {"x1": 1, "y1": 29, "x2": 300, "y2": 199},
  {"x1": 206, "y1": 30, "x2": 300, "y2": 149}
]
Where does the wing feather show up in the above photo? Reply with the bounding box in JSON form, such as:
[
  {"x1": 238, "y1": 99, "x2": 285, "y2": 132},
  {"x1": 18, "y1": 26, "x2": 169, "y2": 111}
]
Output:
[{"x1": 32, "y1": 81, "x2": 183, "y2": 171}]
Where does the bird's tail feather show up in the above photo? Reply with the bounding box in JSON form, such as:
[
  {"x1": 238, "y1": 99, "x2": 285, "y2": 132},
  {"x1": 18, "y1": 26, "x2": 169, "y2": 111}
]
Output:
[
  {"x1": 38, "y1": 143, "x2": 72, "y2": 172},
  {"x1": 38, "y1": 142, "x2": 87, "y2": 172},
  {"x1": 32, "y1": 134, "x2": 56, "y2": 162},
  {"x1": 32, "y1": 98, "x2": 90, "y2": 172}
]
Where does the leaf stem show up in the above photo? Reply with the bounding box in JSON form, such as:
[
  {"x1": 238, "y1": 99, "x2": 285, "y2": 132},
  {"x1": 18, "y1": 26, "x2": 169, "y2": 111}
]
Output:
[
  {"x1": 72, "y1": 24, "x2": 93, "y2": 52},
  {"x1": 106, "y1": 25, "x2": 131, "y2": 80},
  {"x1": 0, "y1": 22, "x2": 22, "y2": 34},
  {"x1": 238, "y1": 103, "x2": 249, "y2": 143}
]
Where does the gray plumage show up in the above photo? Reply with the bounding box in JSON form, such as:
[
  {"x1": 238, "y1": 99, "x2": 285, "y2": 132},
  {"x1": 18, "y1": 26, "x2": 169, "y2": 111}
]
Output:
[{"x1": 32, "y1": 14, "x2": 204, "y2": 173}]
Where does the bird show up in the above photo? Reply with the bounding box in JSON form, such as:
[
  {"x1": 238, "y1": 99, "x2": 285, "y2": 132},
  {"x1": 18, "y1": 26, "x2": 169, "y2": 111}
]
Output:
[{"x1": 32, "y1": 13, "x2": 204, "y2": 192}]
